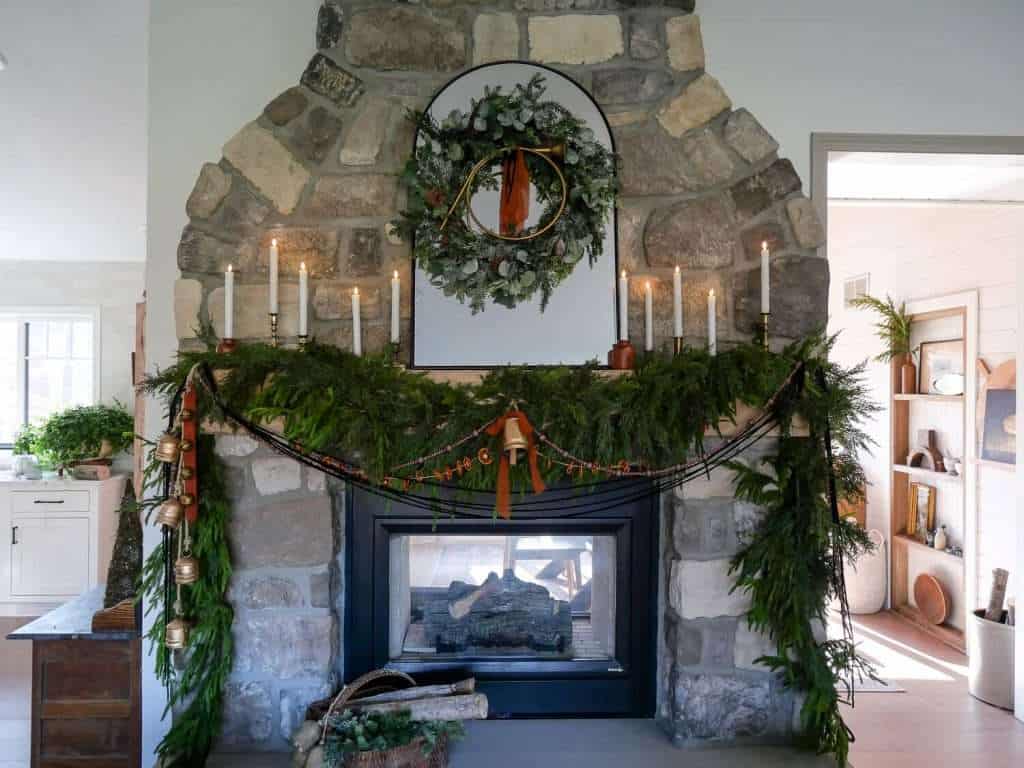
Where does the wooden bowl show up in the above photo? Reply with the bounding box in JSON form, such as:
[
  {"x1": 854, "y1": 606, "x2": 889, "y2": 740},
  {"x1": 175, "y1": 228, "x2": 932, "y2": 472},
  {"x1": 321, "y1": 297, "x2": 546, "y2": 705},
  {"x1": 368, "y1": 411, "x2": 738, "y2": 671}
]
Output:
[{"x1": 914, "y1": 573, "x2": 950, "y2": 625}]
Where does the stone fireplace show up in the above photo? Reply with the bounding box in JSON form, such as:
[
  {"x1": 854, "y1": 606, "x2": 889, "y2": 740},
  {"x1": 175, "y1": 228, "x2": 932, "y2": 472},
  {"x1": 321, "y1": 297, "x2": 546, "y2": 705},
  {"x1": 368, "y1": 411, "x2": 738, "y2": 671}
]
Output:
[{"x1": 171, "y1": 0, "x2": 828, "y2": 755}]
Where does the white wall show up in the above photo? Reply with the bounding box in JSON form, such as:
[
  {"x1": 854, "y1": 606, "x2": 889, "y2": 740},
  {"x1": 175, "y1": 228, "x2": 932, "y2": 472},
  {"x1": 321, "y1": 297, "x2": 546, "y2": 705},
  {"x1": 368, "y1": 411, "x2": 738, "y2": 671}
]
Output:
[
  {"x1": 828, "y1": 201, "x2": 1019, "y2": 630},
  {"x1": 699, "y1": 0, "x2": 1024, "y2": 185},
  {"x1": 0, "y1": 0, "x2": 147, "y2": 263},
  {"x1": 0, "y1": 263, "x2": 144, "y2": 407}
]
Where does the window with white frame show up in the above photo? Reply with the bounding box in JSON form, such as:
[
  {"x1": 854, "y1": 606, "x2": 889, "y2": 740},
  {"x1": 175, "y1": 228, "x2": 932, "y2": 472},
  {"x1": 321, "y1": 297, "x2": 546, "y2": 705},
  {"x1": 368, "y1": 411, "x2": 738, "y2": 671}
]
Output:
[{"x1": 0, "y1": 309, "x2": 99, "y2": 448}]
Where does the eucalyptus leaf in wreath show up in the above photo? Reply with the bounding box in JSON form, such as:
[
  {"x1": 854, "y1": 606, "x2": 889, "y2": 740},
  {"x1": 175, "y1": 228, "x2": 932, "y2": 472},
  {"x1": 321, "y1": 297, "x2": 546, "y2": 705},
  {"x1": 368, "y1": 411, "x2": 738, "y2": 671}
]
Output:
[{"x1": 395, "y1": 74, "x2": 618, "y2": 313}]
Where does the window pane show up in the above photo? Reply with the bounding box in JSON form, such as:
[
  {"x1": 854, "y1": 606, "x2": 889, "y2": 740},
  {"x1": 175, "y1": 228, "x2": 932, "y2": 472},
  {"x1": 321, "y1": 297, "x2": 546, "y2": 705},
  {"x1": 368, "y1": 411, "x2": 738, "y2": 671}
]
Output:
[
  {"x1": 71, "y1": 321, "x2": 93, "y2": 359},
  {"x1": 0, "y1": 320, "x2": 19, "y2": 444},
  {"x1": 46, "y1": 320, "x2": 71, "y2": 358},
  {"x1": 27, "y1": 320, "x2": 46, "y2": 357},
  {"x1": 27, "y1": 358, "x2": 92, "y2": 424}
]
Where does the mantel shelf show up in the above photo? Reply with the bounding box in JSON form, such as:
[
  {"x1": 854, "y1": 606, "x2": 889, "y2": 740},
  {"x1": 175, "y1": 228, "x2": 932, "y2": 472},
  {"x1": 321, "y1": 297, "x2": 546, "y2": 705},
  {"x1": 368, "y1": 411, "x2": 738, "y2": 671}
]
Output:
[
  {"x1": 892, "y1": 464, "x2": 962, "y2": 484},
  {"x1": 893, "y1": 393, "x2": 963, "y2": 403}
]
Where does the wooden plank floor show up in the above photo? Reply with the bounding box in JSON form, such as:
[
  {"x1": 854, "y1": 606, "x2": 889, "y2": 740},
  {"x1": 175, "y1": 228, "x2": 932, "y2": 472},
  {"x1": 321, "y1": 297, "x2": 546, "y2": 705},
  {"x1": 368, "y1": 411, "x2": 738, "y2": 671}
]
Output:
[{"x1": 839, "y1": 611, "x2": 1023, "y2": 768}]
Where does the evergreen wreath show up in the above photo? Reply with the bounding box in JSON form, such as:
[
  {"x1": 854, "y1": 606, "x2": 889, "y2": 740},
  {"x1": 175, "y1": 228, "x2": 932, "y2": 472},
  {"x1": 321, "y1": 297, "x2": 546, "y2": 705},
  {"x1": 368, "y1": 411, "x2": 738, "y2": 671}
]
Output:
[{"x1": 396, "y1": 74, "x2": 618, "y2": 312}]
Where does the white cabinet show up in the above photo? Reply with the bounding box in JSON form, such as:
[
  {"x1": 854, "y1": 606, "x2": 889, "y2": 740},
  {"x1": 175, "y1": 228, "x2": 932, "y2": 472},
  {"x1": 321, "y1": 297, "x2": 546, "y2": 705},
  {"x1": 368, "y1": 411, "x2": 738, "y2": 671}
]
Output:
[{"x1": 0, "y1": 474, "x2": 127, "y2": 615}]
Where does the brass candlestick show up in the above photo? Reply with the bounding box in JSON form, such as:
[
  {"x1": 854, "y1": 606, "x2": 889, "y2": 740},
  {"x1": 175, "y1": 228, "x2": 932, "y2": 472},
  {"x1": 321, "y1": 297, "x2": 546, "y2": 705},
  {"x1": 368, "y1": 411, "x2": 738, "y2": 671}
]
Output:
[
  {"x1": 673, "y1": 337, "x2": 683, "y2": 356},
  {"x1": 761, "y1": 312, "x2": 771, "y2": 351},
  {"x1": 298, "y1": 334, "x2": 309, "y2": 350},
  {"x1": 216, "y1": 338, "x2": 237, "y2": 354},
  {"x1": 269, "y1": 313, "x2": 279, "y2": 348}
]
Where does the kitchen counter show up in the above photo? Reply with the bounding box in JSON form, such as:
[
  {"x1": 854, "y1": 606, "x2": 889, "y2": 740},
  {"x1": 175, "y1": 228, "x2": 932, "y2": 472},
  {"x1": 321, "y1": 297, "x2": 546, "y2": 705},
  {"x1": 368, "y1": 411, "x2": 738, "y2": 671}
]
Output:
[{"x1": 6, "y1": 585, "x2": 139, "y2": 641}]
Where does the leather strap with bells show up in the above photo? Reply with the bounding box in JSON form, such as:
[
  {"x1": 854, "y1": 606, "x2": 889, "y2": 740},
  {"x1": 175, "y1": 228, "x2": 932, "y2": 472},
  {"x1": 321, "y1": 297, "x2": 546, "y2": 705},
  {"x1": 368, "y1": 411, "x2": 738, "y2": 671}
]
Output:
[
  {"x1": 181, "y1": 385, "x2": 199, "y2": 523},
  {"x1": 485, "y1": 409, "x2": 546, "y2": 519}
]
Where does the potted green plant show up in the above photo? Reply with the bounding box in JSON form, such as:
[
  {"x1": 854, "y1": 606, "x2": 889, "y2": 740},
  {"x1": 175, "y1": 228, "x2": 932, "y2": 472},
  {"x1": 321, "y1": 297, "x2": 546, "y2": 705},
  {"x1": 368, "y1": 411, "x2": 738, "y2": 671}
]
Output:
[
  {"x1": 323, "y1": 710, "x2": 463, "y2": 768},
  {"x1": 850, "y1": 294, "x2": 917, "y2": 394},
  {"x1": 20, "y1": 404, "x2": 134, "y2": 475}
]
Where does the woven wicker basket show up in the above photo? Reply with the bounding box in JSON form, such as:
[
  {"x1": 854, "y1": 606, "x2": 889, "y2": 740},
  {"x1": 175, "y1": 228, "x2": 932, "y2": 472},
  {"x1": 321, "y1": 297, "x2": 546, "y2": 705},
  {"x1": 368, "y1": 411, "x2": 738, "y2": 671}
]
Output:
[{"x1": 315, "y1": 669, "x2": 450, "y2": 768}]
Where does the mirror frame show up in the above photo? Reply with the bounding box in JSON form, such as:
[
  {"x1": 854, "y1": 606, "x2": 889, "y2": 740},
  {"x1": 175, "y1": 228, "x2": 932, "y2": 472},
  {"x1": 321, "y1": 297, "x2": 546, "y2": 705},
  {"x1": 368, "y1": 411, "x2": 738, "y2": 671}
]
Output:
[{"x1": 409, "y1": 60, "x2": 620, "y2": 370}]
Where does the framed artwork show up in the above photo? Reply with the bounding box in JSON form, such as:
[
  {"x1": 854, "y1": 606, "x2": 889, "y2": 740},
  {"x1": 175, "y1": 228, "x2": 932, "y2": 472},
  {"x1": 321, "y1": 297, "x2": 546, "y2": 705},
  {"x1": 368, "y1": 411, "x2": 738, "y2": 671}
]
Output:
[
  {"x1": 918, "y1": 339, "x2": 965, "y2": 395},
  {"x1": 981, "y1": 388, "x2": 1016, "y2": 464},
  {"x1": 906, "y1": 482, "x2": 935, "y2": 540}
]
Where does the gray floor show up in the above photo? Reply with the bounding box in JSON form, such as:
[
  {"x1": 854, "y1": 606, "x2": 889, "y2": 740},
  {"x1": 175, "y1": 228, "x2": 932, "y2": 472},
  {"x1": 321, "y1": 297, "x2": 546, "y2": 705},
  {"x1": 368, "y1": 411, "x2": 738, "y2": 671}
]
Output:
[{"x1": 209, "y1": 720, "x2": 837, "y2": 768}]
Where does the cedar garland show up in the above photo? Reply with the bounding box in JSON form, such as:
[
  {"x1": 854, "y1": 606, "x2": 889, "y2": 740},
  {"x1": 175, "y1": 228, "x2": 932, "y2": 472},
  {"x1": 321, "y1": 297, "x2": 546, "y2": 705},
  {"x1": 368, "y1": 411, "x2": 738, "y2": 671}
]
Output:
[{"x1": 141, "y1": 333, "x2": 875, "y2": 766}]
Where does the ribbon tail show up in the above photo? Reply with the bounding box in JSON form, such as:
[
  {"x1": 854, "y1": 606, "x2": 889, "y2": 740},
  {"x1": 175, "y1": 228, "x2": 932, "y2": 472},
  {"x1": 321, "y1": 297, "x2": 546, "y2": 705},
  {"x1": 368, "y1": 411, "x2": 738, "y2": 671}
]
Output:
[
  {"x1": 526, "y1": 440, "x2": 546, "y2": 495},
  {"x1": 496, "y1": 454, "x2": 512, "y2": 519}
]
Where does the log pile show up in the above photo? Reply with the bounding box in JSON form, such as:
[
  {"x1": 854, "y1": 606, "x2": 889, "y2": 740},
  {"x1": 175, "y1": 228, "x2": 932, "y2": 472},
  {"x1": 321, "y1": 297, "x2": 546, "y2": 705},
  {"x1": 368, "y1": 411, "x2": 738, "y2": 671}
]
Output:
[{"x1": 290, "y1": 675, "x2": 487, "y2": 768}]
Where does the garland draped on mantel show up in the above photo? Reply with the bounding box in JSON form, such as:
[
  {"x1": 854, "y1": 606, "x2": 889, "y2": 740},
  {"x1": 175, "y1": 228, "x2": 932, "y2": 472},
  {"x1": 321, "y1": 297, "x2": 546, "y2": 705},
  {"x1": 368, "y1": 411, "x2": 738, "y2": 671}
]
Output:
[{"x1": 141, "y1": 334, "x2": 876, "y2": 767}]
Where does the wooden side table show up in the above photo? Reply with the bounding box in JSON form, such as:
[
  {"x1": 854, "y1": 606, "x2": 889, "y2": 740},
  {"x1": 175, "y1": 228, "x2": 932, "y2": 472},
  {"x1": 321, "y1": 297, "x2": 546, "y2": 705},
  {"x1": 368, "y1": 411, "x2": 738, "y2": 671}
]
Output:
[{"x1": 7, "y1": 587, "x2": 141, "y2": 768}]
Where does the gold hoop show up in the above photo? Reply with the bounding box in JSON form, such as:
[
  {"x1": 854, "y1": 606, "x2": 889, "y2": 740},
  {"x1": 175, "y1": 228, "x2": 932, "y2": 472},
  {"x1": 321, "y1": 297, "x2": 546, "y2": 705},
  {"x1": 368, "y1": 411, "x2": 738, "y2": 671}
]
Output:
[{"x1": 439, "y1": 145, "x2": 568, "y2": 243}]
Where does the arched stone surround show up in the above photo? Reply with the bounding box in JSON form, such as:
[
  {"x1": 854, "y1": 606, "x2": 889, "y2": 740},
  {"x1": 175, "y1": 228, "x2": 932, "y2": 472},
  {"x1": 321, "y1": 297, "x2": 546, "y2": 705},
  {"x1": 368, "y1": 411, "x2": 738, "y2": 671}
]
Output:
[{"x1": 173, "y1": 0, "x2": 827, "y2": 753}]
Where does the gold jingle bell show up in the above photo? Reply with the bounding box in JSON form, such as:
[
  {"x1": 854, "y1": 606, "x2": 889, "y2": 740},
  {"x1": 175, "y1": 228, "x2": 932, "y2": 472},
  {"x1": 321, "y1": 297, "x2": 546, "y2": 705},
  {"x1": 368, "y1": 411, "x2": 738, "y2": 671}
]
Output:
[
  {"x1": 174, "y1": 555, "x2": 200, "y2": 585},
  {"x1": 155, "y1": 498, "x2": 184, "y2": 529},
  {"x1": 178, "y1": 493, "x2": 195, "y2": 507},
  {"x1": 155, "y1": 433, "x2": 181, "y2": 463},
  {"x1": 165, "y1": 617, "x2": 190, "y2": 649},
  {"x1": 503, "y1": 416, "x2": 528, "y2": 466}
]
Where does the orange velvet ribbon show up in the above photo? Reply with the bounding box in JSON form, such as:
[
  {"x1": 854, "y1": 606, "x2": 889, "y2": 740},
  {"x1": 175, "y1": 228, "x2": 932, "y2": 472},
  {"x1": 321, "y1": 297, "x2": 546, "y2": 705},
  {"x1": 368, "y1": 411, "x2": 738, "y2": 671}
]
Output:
[
  {"x1": 499, "y1": 149, "x2": 530, "y2": 235},
  {"x1": 484, "y1": 410, "x2": 546, "y2": 519}
]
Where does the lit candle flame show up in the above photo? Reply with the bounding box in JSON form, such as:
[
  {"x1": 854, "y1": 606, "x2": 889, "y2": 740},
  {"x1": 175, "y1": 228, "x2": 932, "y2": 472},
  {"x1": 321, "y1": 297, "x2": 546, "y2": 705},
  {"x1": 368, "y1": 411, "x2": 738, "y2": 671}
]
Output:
[
  {"x1": 621, "y1": 269, "x2": 627, "y2": 279},
  {"x1": 300, "y1": 261, "x2": 306, "y2": 271},
  {"x1": 272, "y1": 238, "x2": 277, "y2": 247},
  {"x1": 353, "y1": 286, "x2": 359, "y2": 296},
  {"x1": 762, "y1": 241, "x2": 768, "y2": 249},
  {"x1": 227, "y1": 264, "x2": 232, "y2": 273},
  {"x1": 709, "y1": 289, "x2": 715, "y2": 298},
  {"x1": 393, "y1": 270, "x2": 399, "y2": 279},
  {"x1": 674, "y1": 265, "x2": 680, "y2": 274}
]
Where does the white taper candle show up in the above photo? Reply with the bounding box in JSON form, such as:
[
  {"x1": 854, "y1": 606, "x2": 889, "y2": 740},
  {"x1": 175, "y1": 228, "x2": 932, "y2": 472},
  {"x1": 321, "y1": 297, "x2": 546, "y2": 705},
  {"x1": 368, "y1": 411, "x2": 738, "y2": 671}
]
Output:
[
  {"x1": 707, "y1": 289, "x2": 717, "y2": 356},
  {"x1": 618, "y1": 270, "x2": 629, "y2": 341},
  {"x1": 298, "y1": 261, "x2": 308, "y2": 337},
  {"x1": 390, "y1": 271, "x2": 401, "y2": 344},
  {"x1": 269, "y1": 238, "x2": 279, "y2": 314},
  {"x1": 760, "y1": 241, "x2": 771, "y2": 314},
  {"x1": 672, "y1": 265, "x2": 683, "y2": 338},
  {"x1": 224, "y1": 265, "x2": 234, "y2": 339},
  {"x1": 351, "y1": 286, "x2": 362, "y2": 356},
  {"x1": 644, "y1": 281, "x2": 654, "y2": 351}
]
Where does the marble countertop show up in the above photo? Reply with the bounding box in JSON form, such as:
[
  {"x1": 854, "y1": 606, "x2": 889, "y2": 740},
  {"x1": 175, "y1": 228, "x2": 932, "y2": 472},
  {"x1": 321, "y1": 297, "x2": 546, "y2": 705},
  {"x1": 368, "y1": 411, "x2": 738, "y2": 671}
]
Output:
[{"x1": 6, "y1": 586, "x2": 139, "y2": 641}]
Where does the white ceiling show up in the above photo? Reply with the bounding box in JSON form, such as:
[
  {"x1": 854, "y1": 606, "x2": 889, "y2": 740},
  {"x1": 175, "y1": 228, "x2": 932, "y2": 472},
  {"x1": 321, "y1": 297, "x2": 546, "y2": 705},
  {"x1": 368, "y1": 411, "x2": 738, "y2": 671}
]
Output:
[{"x1": 828, "y1": 151, "x2": 1024, "y2": 203}]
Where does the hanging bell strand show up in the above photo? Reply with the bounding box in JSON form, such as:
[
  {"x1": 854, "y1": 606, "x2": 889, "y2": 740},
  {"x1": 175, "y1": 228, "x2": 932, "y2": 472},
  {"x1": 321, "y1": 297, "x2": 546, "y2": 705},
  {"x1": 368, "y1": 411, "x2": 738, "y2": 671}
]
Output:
[
  {"x1": 165, "y1": 584, "x2": 189, "y2": 650},
  {"x1": 173, "y1": 517, "x2": 200, "y2": 586}
]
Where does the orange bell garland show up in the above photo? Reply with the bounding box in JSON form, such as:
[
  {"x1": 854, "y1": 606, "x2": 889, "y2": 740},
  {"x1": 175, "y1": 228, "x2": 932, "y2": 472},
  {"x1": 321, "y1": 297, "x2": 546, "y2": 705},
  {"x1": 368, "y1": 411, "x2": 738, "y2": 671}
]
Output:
[{"x1": 485, "y1": 409, "x2": 546, "y2": 519}]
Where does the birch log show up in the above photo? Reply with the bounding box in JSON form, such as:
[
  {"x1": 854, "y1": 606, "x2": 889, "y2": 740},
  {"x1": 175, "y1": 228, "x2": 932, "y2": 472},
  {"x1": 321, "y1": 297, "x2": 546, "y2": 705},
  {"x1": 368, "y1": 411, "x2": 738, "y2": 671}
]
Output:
[
  {"x1": 985, "y1": 568, "x2": 1010, "y2": 621},
  {"x1": 351, "y1": 693, "x2": 488, "y2": 721},
  {"x1": 351, "y1": 679, "x2": 476, "y2": 706}
]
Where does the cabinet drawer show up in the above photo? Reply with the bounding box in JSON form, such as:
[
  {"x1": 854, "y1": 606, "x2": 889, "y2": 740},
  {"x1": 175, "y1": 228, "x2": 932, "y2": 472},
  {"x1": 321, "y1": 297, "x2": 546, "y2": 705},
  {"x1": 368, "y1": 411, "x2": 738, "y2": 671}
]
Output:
[{"x1": 11, "y1": 490, "x2": 90, "y2": 514}]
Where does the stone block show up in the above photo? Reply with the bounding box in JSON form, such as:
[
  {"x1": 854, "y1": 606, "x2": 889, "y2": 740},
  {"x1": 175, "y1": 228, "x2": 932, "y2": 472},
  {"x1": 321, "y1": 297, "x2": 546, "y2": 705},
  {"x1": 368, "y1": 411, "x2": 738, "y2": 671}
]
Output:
[
  {"x1": 682, "y1": 129, "x2": 736, "y2": 188},
  {"x1": 734, "y1": 620, "x2": 776, "y2": 670},
  {"x1": 657, "y1": 74, "x2": 731, "y2": 138},
  {"x1": 233, "y1": 613, "x2": 334, "y2": 679},
  {"x1": 231, "y1": 574, "x2": 305, "y2": 610},
  {"x1": 669, "y1": 558, "x2": 750, "y2": 620},
  {"x1": 734, "y1": 501, "x2": 766, "y2": 541},
  {"x1": 673, "y1": 498, "x2": 735, "y2": 558},
  {"x1": 264, "y1": 87, "x2": 308, "y2": 127},
  {"x1": 702, "y1": 618, "x2": 738, "y2": 668},
  {"x1": 345, "y1": 228, "x2": 382, "y2": 277},
  {"x1": 606, "y1": 109, "x2": 649, "y2": 129},
  {"x1": 339, "y1": 98, "x2": 395, "y2": 166},
  {"x1": 280, "y1": 684, "x2": 332, "y2": 744},
  {"x1": 347, "y1": 8, "x2": 466, "y2": 71},
  {"x1": 617, "y1": 123, "x2": 697, "y2": 196},
  {"x1": 616, "y1": 202, "x2": 645, "y2": 271},
  {"x1": 230, "y1": 496, "x2": 333, "y2": 569},
  {"x1": 529, "y1": 15, "x2": 624, "y2": 65},
  {"x1": 671, "y1": 674, "x2": 770, "y2": 742},
  {"x1": 209, "y1": 179, "x2": 272, "y2": 239},
  {"x1": 673, "y1": 620, "x2": 703, "y2": 666},
  {"x1": 733, "y1": 254, "x2": 827, "y2": 339},
  {"x1": 306, "y1": 174, "x2": 397, "y2": 219},
  {"x1": 740, "y1": 220, "x2": 786, "y2": 264},
  {"x1": 251, "y1": 457, "x2": 303, "y2": 496},
  {"x1": 723, "y1": 109, "x2": 778, "y2": 165},
  {"x1": 301, "y1": 53, "x2": 365, "y2": 107},
  {"x1": 666, "y1": 15, "x2": 704, "y2": 72},
  {"x1": 310, "y1": 570, "x2": 331, "y2": 609},
  {"x1": 177, "y1": 225, "x2": 252, "y2": 274},
  {"x1": 209, "y1": 283, "x2": 299, "y2": 339},
  {"x1": 215, "y1": 433, "x2": 260, "y2": 458},
  {"x1": 316, "y1": 0, "x2": 344, "y2": 50},
  {"x1": 258, "y1": 229, "x2": 339, "y2": 278},
  {"x1": 474, "y1": 13, "x2": 520, "y2": 65},
  {"x1": 223, "y1": 122, "x2": 311, "y2": 215},
  {"x1": 289, "y1": 106, "x2": 344, "y2": 165},
  {"x1": 729, "y1": 159, "x2": 802, "y2": 221},
  {"x1": 593, "y1": 68, "x2": 672, "y2": 106},
  {"x1": 186, "y1": 162, "x2": 231, "y2": 219},
  {"x1": 625, "y1": 276, "x2": 676, "y2": 352},
  {"x1": 174, "y1": 279, "x2": 202, "y2": 340},
  {"x1": 312, "y1": 283, "x2": 381, "y2": 322},
  {"x1": 219, "y1": 681, "x2": 274, "y2": 747},
  {"x1": 629, "y1": 15, "x2": 662, "y2": 61},
  {"x1": 786, "y1": 196, "x2": 825, "y2": 249},
  {"x1": 644, "y1": 195, "x2": 738, "y2": 269}
]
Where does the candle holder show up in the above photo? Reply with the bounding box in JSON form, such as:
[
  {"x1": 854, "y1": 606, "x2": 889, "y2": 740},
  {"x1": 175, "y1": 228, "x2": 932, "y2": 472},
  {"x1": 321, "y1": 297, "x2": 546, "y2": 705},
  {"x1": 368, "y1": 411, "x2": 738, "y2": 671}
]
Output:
[
  {"x1": 216, "y1": 338, "x2": 237, "y2": 354},
  {"x1": 673, "y1": 337, "x2": 683, "y2": 357},
  {"x1": 297, "y1": 334, "x2": 309, "y2": 351},
  {"x1": 608, "y1": 340, "x2": 636, "y2": 370},
  {"x1": 760, "y1": 312, "x2": 771, "y2": 351},
  {"x1": 268, "y1": 313, "x2": 279, "y2": 348}
]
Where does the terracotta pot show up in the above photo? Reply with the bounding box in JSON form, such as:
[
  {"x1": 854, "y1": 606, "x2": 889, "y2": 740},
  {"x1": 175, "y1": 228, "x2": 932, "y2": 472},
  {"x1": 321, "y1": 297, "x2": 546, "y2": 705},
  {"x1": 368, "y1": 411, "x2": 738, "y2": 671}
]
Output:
[
  {"x1": 608, "y1": 340, "x2": 635, "y2": 370},
  {"x1": 901, "y1": 361, "x2": 918, "y2": 395}
]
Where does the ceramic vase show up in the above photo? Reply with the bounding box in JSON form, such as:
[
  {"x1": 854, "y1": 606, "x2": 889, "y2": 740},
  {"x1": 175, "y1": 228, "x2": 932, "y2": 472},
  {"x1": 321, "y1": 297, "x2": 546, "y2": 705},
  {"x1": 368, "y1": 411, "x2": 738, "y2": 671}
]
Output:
[
  {"x1": 934, "y1": 524, "x2": 948, "y2": 550},
  {"x1": 901, "y1": 360, "x2": 918, "y2": 395}
]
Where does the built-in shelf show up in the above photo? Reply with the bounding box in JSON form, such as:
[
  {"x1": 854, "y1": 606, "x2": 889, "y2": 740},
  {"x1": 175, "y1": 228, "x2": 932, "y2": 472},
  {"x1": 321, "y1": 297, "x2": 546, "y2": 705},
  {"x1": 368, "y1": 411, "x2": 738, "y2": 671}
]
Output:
[
  {"x1": 893, "y1": 393, "x2": 963, "y2": 403},
  {"x1": 891, "y1": 604, "x2": 966, "y2": 654},
  {"x1": 974, "y1": 458, "x2": 1015, "y2": 472},
  {"x1": 893, "y1": 533, "x2": 964, "y2": 564},
  {"x1": 892, "y1": 464, "x2": 962, "y2": 484}
]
